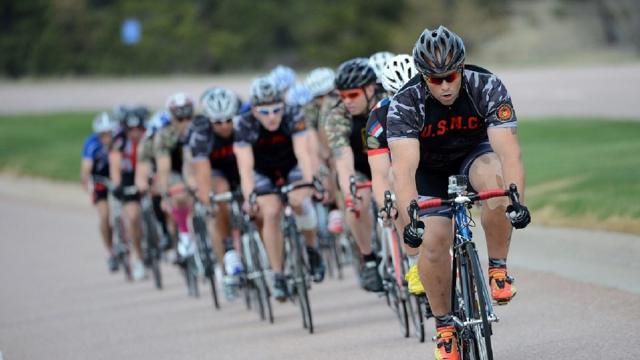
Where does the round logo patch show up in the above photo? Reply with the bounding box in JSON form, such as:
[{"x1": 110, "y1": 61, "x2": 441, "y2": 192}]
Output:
[
  {"x1": 367, "y1": 135, "x2": 380, "y2": 149},
  {"x1": 497, "y1": 103, "x2": 513, "y2": 122}
]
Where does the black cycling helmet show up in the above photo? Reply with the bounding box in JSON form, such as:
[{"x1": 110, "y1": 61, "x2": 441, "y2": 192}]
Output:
[
  {"x1": 413, "y1": 26, "x2": 465, "y2": 75},
  {"x1": 335, "y1": 58, "x2": 377, "y2": 90},
  {"x1": 123, "y1": 109, "x2": 146, "y2": 129}
]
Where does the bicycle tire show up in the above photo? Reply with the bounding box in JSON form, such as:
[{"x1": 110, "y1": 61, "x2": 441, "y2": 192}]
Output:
[
  {"x1": 407, "y1": 294, "x2": 426, "y2": 342},
  {"x1": 290, "y1": 228, "x2": 313, "y2": 334},
  {"x1": 193, "y1": 214, "x2": 220, "y2": 309},
  {"x1": 249, "y1": 229, "x2": 273, "y2": 323},
  {"x1": 142, "y1": 208, "x2": 163, "y2": 290},
  {"x1": 114, "y1": 218, "x2": 132, "y2": 282},
  {"x1": 465, "y1": 242, "x2": 494, "y2": 360},
  {"x1": 185, "y1": 256, "x2": 199, "y2": 297},
  {"x1": 387, "y1": 229, "x2": 409, "y2": 338}
]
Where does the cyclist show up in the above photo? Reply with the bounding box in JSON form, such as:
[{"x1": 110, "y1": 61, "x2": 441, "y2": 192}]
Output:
[
  {"x1": 387, "y1": 26, "x2": 531, "y2": 359},
  {"x1": 191, "y1": 87, "x2": 245, "y2": 299},
  {"x1": 369, "y1": 51, "x2": 395, "y2": 95},
  {"x1": 81, "y1": 112, "x2": 117, "y2": 272},
  {"x1": 325, "y1": 58, "x2": 384, "y2": 292},
  {"x1": 234, "y1": 76, "x2": 324, "y2": 301},
  {"x1": 304, "y1": 67, "x2": 343, "y2": 232},
  {"x1": 154, "y1": 93, "x2": 196, "y2": 261},
  {"x1": 270, "y1": 65, "x2": 297, "y2": 98},
  {"x1": 365, "y1": 54, "x2": 424, "y2": 295},
  {"x1": 135, "y1": 110, "x2": 172, "y2": 251},
  {"x1": 109, "y1": 109, "x2": 147, "y2": 280}
]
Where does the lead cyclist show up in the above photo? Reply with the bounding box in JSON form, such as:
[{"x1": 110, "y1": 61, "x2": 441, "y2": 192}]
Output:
[{"x1": 387, "y1": 26, "x2": 531, "y2": 360}]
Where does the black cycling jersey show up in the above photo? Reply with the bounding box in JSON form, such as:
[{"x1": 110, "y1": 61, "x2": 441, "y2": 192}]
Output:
[
  {"x1": 189, "y1": 116, "x2": 240, "y2": 187},
  {"x1": 234, "y1": 106, "x2": 307, "y2": 182},
  {"x1": 387, "y1": 67, "x2": 516, "y2": 171},
  {"x1": 111, "y1": 133, "x2": 138, "y2": 186},
  {"x1": 350, "y1": 113, "x2": 372, "y2": 178}
]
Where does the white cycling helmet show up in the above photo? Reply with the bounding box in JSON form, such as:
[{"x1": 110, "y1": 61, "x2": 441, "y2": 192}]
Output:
[
  {"x1": 304, "y1": 67, "x2": 336, "y2": 98},
  {"x1": 250, "y1": 76, "x2": 283, "y2": 106},
  {"x1": 200, "y1": 87, "x2": 239, "y2": 121},
  {"x1": 285, "y1": 83, "x2": 313, "y2": 107},
  {"x1": 93, "y1": 112, "x2": 114, "y2": 133},
  {"x1": 166, "y1": 92, "x2": 195, "y2": 119},
  {"x1": 368, "y1": 51, "x2": 395, "y2": 82},
  {"x1": 270, "y1": 65, "x2": 297, "y2": 92},
  {"x1": 381, "y1": 54, "x2": 417, "y2": 94}
]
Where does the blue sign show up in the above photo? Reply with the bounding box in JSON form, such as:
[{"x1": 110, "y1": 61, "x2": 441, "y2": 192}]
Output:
[{"x1": 121, "y1": 18, "x2": 141, "y2": 46}]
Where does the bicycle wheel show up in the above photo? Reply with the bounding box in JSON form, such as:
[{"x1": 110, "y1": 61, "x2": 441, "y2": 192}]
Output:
[
  {"x1": 193, "y1": 214, "x2": 219, "y2": 309},
  {"x1": 465, "y1": 242, "x2": 494, "y2": 360},
  {"x1": 114, "y1": 217, "x2": 132, "y2": 282},
  {"x1": 184, "y1": 256, "x2": 199, "y2": 297},
  {"x1": 142, "y1": 208, "x2": 163, "y2": 289},
  {"x1": 385, "y1": 229, "x2": 409, "y2": 338},
  {"x1": 290, "y1": 229, "x2": 313, "y2": 334},
  {"x1": 406, "y1": 294, "x2": 426, "y2": 342},
  {"x1": 249, "y1": 230, "x2": 273, "y2": 323}
]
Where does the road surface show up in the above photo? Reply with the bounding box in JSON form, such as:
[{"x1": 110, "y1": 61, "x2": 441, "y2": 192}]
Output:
[{"x1": 0, "y1": 177, "x2": 639, "y2": 359}]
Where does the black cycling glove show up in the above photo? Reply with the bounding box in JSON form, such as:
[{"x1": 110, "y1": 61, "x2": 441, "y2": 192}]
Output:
[
  {"x1": 403, "y1": 221, "x2": 425, "y2": 248},
  {"x1": 506, "y1": 204, "x2": 531, "y2": 229},
  {"x1": 111, "y1": 185, "x2": 124, "y2": 201}
]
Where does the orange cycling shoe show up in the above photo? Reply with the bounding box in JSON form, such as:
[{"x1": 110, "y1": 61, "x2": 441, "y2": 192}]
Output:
[
  {"x1": 489, "y1": 267, "x2": 517, "y2": 305},
  {"x1": 434, "y1": 325, "x2": 460, "y2": 360}
]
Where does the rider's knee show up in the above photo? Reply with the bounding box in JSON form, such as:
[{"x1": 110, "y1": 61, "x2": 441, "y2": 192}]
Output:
[{"x1": 294, "y1": 198, "x2": 317, "y2": 231}]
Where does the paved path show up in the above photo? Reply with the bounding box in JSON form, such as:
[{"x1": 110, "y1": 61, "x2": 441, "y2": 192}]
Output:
[
  {"x1": 0, "y1": 179, "x2": 639, "y2": 359},
  {"x1": 1, "y1": 64, "x2": 639, "y2": 119}
]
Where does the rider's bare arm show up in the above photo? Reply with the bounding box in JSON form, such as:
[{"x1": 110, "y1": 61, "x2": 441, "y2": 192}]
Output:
[
  {"x1": 488, "y1": 127, "x2": 525, "y2": 202},
  {"x1": 293, "y1": 133, "x2": 314, "y2": 182},
  {"x1": 233, "y1": 143, "x2": 255, "y2": 201},
  {"x1": 333, "y1": 146, "x2": 356, "y2": 199},
  {"x1": 108, "y1": 151, "x2": 122, "y2": 187},
  {"x1": 368, "y1": 153, "x2": 392, "y2": 209},
  {"x1": 389, "y1": 138, "x2": 420, "y2": 227},
  {"x1": 192, "y1": 159, "x2": 212, "y2": 205},
  {"x1": 155, "y1": 154, "x2": 171, "y2": 195},
  {"x1": 81, "y1": 159, "x2": 93, "y2": 192}
]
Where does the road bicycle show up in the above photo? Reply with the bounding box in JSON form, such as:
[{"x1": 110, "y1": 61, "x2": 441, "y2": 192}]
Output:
[
  {"x1": 252, "y1": 180, "x2": 323, "y2": 334},
  {"x1": 210, "y1": 189, "x2": 273, "y2": 322},
  {"x1": 407, "y1": 175, "x2": 523, "y2": 359}
]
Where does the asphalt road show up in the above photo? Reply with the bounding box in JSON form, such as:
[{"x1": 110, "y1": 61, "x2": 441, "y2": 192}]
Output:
[
  {"x1": 1, "y1": 64, "x2": 640, "y2": 119},
  {"x1": 1, "y1": 180, "x2": 639, "y2": 359}
]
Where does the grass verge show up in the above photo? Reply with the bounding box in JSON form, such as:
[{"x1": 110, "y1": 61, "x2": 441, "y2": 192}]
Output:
[{"x1": 1, "y1": 114, "x2": 639, "y2": 233}]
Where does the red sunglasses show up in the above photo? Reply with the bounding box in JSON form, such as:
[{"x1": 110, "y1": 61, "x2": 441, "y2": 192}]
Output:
[
  {"x1": 425, "y1": 70, "x2": 461, "y2": 85},
  {"x1": 339, "y1": 88, "x2": 364, "y2": 100}
]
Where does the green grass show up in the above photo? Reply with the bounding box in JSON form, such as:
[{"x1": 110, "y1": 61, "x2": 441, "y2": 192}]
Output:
[
  {"x1": 520, "y1": 118, "x2": 640, "y2": 221},
  {"x1": 1, "y1": 113, "x2": 639, "y2": 229},
  {"x1": 0, "y1": 112, "x2": 95, "y2": 181}
]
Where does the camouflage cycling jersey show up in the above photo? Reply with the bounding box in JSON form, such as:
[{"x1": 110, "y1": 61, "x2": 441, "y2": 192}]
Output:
[
  {"x1": 387, "y1": 68, "x2": 516, "y2": 170},
  {"x1": 317, "y1": 93, "x2": 340, "y2": 132},
  {"x1": 324, "y1": 94, "x2": 382, "y2": 178},
  {"x1": 137, "y1": 133, "x2": 155, "y2": 166},
  {"x1": 153, "y1": 122, "x2": 189, "y2": 174}
]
